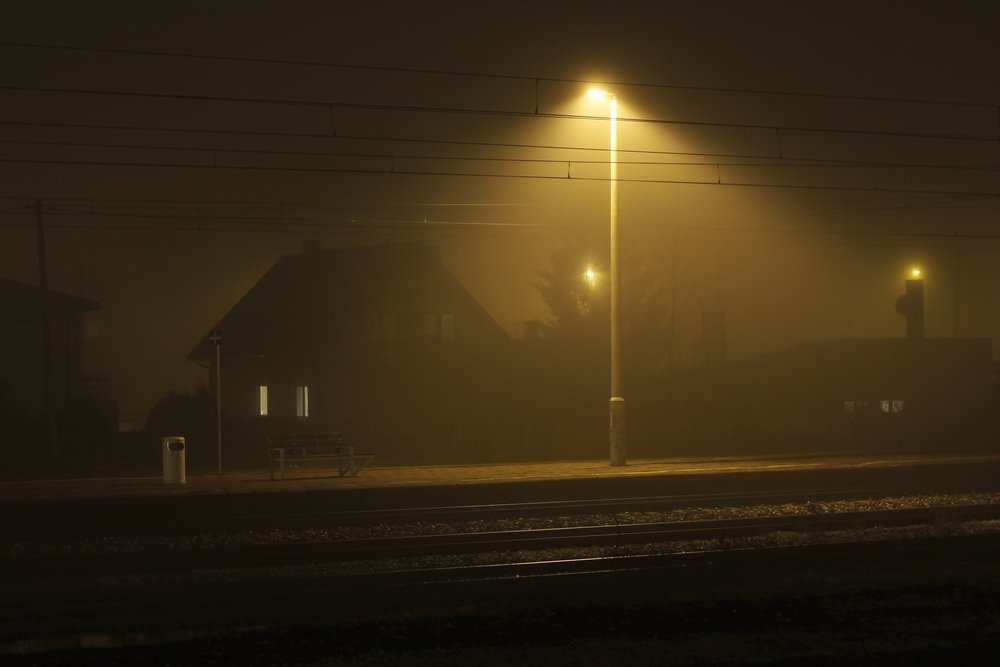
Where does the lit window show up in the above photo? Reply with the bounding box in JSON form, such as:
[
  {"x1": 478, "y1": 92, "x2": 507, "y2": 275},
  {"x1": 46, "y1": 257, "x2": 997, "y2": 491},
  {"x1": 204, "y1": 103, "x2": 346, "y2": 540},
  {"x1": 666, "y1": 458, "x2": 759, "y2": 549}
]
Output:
[
  {"x1": 258, "y1": 385, "x2": 269, "y2": 416},
  {"x1": 421, "y1": 314, "x2": 456, "y2": 341},
  {"x1": 891, "y1": 400, "x2": 905, "y2": 414},
  {"x1": 296, "y1": 385, "x2": 309, "y2": 418}
]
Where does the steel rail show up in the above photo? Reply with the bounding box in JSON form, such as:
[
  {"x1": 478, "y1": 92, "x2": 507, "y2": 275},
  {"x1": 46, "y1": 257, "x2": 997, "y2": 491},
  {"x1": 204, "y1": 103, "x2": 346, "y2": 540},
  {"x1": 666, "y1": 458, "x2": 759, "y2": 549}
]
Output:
[
  {"x1": 9, "y1": 480, "x2": 992, "y2": 543},
  {"x1": 5, "y1": 502, "x2": 1000, "y2": 583},
  {"x1": 5, "y1": 532, "x2": 1000, "y2": 654}
]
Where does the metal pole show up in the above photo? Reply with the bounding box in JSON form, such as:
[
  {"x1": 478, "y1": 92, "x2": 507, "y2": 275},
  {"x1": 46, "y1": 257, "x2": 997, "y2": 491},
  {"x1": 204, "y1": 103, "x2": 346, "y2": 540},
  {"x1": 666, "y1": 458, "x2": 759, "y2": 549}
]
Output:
[
  {"x1": 35, "y1": 200, "x2": 57, "y2": 457},
  {"x1": 608, "y1": 97, "x2": 626, "y2": 466},
  {"x1": 215, "y1": 336, "x2": 222, "y2": 475},
  {"x1": 215, "y1": 345, "x2": 222, "y2": 475}
]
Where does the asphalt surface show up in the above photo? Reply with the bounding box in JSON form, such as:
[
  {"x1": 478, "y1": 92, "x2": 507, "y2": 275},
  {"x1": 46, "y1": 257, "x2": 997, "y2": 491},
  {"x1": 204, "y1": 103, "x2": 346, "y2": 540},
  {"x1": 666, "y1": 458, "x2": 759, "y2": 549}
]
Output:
[
  {"x1": 4, "y1": 451, "x2": 1000, "y2": 503},
  {"x1": 5, "y1": 451, "x2": 1000, "y2": 664},
  {"x1": 3, "y1": 451, "x2": 1000, "y2": 542}
]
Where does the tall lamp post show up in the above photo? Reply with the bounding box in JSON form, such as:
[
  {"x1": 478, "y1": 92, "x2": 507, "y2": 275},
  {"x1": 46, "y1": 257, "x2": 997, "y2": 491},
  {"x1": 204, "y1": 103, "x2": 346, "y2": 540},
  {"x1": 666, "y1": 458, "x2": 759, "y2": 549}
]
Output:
[{"x1": 589, "y1": 88, "x2": 627, "y2": 466}]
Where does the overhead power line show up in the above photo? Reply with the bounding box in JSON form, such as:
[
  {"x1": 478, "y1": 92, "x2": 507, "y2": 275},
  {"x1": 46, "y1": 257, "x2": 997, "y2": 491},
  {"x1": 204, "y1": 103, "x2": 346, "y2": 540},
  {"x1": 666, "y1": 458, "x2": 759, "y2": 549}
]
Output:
[
  {"x1": 4, "y1": 207, "x2": 1000, "y2": 252},
  {"x1": 2, "y1": 154, "x2": 999, "y2": 199},
  {"x1": 1, "y1": 39, "x2": 993, "y2": 111},
  {"x1": 2, "y1": 82, "x2": 997, "y2": 143},
  {"x1": 1, "y1": 137, "x2": 997, "y2": 172},
  {"x1": 0, "y1": 119, "x2": 799, "y2": 163}
]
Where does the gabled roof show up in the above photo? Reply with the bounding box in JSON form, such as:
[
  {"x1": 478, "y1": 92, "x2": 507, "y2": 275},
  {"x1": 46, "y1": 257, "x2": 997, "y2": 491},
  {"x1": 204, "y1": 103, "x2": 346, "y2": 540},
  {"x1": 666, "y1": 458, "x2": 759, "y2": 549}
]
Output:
[
  {"x1": 189, "y1": 242, "x2": 509, "y2": 359},
  {"x1": 0, "y1": 277, "x2": 99, "y2": 313}
]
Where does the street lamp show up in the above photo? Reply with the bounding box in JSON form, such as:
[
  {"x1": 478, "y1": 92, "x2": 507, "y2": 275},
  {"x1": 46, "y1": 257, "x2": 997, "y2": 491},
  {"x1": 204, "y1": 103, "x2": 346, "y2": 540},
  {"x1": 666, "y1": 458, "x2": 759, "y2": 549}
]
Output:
[{"x1": 589, "y1": 88, "x2": 626, "y2": 466}]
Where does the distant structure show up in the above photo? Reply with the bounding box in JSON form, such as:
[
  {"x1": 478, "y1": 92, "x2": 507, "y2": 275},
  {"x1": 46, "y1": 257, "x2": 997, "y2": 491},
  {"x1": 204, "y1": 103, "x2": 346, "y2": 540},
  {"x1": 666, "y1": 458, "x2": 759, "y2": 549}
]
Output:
[
  {"x1": 189, "y1": 242, "x2": 515, "y2": 465},
  {"x1": 727, "y1": 338, "x2": 996, "y2": 452},
  {"x1": 640, "y1": 272, "x2": 998, "y2": 457},
  {"x1": 895, "y1": 270, "x2": 925, "y2": 339},
  {"x1": 0, "y1": 277, "x2": 105, "y2": 418}
]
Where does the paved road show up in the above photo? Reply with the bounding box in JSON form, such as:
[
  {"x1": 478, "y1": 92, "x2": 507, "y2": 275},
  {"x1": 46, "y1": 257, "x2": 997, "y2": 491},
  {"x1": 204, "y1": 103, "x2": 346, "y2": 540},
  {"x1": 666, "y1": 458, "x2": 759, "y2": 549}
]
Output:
[
  {"x1": 5, "y1": 452, "x2": 1000, "y2": 663},
  {"x1": 4, "y1": 452, "x2": 1000, "y2": 542},
  {"x1": 3, "y1": 451, "x2": 999, "y2": 502}
]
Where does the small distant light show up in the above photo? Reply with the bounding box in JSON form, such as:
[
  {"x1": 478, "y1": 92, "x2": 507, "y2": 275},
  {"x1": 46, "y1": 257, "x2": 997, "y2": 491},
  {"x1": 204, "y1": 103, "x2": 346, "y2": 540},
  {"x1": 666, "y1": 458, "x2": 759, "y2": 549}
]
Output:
[
  {"x1": 910, "y1": 268, "x2": 923, "y2": 278},
  {"x1": 583, "y1": 266, "x2": 597, "y2": 287}
]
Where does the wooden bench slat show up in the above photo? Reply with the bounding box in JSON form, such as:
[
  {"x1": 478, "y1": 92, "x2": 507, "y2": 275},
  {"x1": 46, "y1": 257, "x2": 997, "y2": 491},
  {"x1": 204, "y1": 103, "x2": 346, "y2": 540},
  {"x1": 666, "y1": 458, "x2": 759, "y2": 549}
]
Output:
[{"x1": 267, "y1": 432, "x2": 374, "y2": 480}]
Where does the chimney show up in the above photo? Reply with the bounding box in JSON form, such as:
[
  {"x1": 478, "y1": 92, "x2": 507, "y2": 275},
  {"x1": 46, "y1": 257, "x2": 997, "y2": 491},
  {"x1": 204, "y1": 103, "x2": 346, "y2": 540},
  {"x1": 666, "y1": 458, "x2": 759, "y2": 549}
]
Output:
[{"x1": 895, "y1": 275, "x2": 925, "y2": 339}]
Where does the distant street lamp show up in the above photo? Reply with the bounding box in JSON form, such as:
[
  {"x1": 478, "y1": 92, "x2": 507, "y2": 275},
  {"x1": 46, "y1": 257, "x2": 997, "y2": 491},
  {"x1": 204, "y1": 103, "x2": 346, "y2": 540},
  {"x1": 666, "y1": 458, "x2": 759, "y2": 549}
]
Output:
[{"x1": 588, "y1": 88, "x2": 626, "y2": 466}]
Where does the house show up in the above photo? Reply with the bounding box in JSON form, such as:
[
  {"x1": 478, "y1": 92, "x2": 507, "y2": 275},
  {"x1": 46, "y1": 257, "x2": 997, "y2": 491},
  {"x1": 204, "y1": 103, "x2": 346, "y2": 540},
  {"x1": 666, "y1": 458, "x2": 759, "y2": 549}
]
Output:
[
  {"x1": 726, "y1": 337, "x2": 998, "y2": 452},
  {"x1": 189, "y1": 242, "x2": 517, "y2": 465},
  {"x1": 0, "y1": 277, "x2": 100, "y2": 417}
]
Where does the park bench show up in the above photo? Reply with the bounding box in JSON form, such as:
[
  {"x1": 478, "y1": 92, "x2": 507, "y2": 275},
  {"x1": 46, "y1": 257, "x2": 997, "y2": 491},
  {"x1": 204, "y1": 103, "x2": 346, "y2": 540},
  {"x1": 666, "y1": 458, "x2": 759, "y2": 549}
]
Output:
[{"x1": 267, "y1": 432, "x2": 375, "y2": 480}]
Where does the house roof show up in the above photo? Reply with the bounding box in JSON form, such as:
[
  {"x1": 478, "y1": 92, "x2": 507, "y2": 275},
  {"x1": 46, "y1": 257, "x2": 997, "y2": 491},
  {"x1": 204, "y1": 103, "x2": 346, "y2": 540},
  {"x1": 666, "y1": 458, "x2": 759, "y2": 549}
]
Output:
[
  {"x1": 0, "y1": 278, "x2": 99, "y2": 313},
  {"x1": 188, "y1": 242, "x2": 509, "y2": 359}
]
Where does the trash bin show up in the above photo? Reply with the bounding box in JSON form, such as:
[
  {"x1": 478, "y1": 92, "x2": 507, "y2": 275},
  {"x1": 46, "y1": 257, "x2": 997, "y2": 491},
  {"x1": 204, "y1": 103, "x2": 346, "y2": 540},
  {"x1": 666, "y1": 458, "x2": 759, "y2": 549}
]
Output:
[{"x1": 162, "y1": 436, "x2": 186, "y2": 484}]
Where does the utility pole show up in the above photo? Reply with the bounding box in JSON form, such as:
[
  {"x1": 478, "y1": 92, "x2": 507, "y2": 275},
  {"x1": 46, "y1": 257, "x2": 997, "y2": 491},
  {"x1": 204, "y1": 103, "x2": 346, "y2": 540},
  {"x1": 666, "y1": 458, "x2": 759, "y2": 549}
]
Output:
[
  {"x1": 35, "y1": 199, "x2": 57, "y2": 456},
  {"x1": 209, "y1": 330, "x2": 223, "y2": 474}
]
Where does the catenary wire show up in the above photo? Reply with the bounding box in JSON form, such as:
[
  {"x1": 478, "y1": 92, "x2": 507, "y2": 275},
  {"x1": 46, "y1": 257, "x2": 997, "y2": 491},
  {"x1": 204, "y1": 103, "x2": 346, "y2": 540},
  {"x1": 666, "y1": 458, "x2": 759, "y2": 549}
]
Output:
[
  {"x1": 2, "y1": 83, "x2": 997, "y2": 143},
  {"x1": 1, "y1": 39, "x2": 994, "y2": 111},
  {"x1": 2, "y1": 155, "x2": 999, "y2": 199},
  {"x1": 2, "y1": 137, "x2": 997, "y2": 172}
]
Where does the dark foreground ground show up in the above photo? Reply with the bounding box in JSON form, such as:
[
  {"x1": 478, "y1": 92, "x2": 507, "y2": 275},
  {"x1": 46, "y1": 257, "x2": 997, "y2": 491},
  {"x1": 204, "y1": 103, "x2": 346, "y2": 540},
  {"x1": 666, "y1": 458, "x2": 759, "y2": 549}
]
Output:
[
  {"x1": 9, "y1": 537, "x2": 1000, "y2": 666},
  {"x1": 4, "y1": 454, "x2": 1000, "y2": 665}
]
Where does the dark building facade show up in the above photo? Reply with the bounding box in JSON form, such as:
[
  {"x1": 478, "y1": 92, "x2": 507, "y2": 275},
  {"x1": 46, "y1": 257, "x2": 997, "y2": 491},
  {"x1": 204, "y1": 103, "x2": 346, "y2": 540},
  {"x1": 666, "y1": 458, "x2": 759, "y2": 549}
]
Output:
[
  {"x1": 726, "y1": 337, "x2": 998, "y2": 452},
  {"x1": 190, "y1": 242, "x2": 517, "y2": 465},
  {"x1": 0, "y1": 278, "x2": 100, "y2": 417}
]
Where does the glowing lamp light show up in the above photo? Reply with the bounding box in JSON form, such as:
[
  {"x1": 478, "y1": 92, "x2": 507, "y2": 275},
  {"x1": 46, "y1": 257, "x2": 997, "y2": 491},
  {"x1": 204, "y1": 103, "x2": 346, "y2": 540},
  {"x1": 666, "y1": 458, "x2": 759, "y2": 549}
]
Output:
[
  {"x1": 583, "y1": 266, "x2": 597, "y2": 287},
  {"x1": 588, "y1": 88, "x2": 611, "y2": 99},
  {"x1": 910, "y1": 268, "x2": 923, "y2": 279}
]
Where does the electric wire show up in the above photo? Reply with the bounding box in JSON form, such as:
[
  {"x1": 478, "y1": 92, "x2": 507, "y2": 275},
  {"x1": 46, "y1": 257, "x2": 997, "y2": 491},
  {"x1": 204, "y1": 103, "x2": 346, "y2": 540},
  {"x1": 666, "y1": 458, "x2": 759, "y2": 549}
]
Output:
[
  {"x1": 1, "y1": 39, "x2": 994, "y2": 111},
  {"x1": 4, "y1": 206, "x2": 1000, "y2": 250},
  {"x1": 2, "y1": 154, "x2": 998, "y2": 199},
  {"x1": 2, "y1": 137, "x2": 997, "y2": 172},
  {"x1": 2, "y1": 83, "x2": 996, "y2": 143}
]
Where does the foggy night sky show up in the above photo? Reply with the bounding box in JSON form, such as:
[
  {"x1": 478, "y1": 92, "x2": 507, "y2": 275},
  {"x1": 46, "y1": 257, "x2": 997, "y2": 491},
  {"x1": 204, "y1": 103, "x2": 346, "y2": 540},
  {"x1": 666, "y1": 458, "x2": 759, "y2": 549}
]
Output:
[{"x1": 1, "y1": 1, "x2": 999, "y2": 426}]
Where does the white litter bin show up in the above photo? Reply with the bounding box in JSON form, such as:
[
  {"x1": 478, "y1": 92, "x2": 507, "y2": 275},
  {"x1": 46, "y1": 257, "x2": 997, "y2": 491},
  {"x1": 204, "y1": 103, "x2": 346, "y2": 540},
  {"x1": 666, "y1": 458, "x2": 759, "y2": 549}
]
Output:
[{"x1": 162, "y1": 436, "x2": 187, "y2": 484}]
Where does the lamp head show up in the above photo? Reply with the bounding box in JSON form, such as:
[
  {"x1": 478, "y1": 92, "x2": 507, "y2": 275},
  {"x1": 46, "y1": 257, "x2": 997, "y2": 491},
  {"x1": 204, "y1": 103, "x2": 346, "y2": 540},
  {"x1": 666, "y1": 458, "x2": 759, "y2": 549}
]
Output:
[{"x1": 587, "y1": 88, "x2": 612, "y2": 100}]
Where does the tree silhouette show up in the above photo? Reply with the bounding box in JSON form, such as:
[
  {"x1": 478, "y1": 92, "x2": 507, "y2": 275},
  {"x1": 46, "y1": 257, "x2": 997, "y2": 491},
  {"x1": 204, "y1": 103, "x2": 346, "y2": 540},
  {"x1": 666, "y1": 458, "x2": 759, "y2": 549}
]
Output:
[{"x1": 533, "y1": 235, "x2": 670, "y2": 387}]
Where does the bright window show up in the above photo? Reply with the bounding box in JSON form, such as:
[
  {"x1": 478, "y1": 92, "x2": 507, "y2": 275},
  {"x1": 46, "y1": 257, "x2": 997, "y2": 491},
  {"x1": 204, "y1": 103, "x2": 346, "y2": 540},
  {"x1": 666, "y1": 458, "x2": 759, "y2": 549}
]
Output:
[
  {"x1": 296, "y1": 385, "x2": 309, "y2": 418},
  {"x1": 422, "y1": 313, "x2": 455, "y2": 341},
  {"x1": 258, "y1": 385, "x2": 269, "y2": 416}
]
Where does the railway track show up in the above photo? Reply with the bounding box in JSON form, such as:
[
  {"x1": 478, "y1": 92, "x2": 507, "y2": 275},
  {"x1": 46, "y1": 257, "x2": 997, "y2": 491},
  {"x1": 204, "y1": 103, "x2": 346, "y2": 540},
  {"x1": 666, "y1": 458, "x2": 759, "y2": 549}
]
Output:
[
  {"x1": 4, "y1": 492, "x2": 1000, "y2": 654},
  {"x1": 6, "y1": 480, "x2": 997, "y2": 543},
  {"x1": 5, "y1": 500, "x2": 1000, "y2": 583},
  {"x1": 5, "y1": 527, "x2": 1000, "y2": 655}
]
